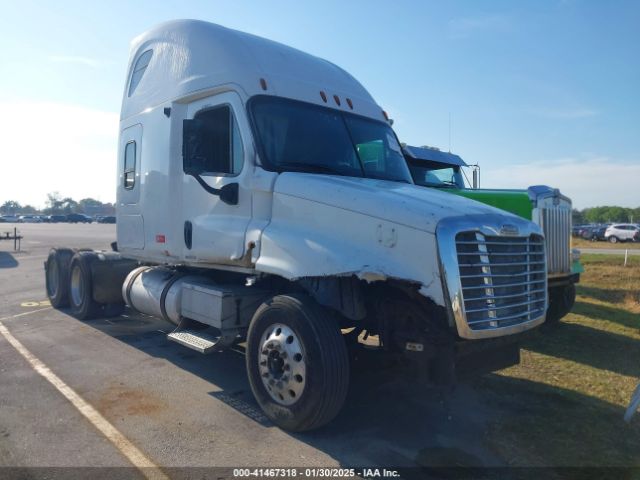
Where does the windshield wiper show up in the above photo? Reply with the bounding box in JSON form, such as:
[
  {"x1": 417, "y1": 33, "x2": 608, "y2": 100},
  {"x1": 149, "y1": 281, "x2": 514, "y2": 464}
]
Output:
[{"x1": 278, "y1": 162, "x2": 348, "y2": 176}]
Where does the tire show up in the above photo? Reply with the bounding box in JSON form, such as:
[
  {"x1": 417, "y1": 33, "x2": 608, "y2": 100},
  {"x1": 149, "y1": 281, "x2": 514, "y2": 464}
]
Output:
[
  {"x1": 545, "y1": 284, "x2": 576, "y2": 326},
  {"x1": 45, "y1": 248, "x2": 75, "y2": 308},
  {"x1": 68, "y1": 253, "x2": 102, "y2": 320},
  {"x1": 246, "y1": 294, "x2": 349, "y2": 432},
  {"x1": 609, "y1": 236, "x2": 618, "y2": 244}
]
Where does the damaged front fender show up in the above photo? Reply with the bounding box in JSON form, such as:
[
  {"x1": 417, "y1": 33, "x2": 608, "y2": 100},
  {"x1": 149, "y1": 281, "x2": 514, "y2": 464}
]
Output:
[{"x1": 254, "y1": 194, "x2": 446, "y2": 307}]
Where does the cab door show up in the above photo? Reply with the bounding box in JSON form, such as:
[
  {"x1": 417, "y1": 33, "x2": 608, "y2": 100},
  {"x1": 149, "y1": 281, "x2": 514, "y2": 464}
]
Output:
[
  {"x1": 117, "y1": 123, "x2": 145, "y2": 250},
  {"x1": 181, "y1": 92, "x2": 253, "y2": 265}
]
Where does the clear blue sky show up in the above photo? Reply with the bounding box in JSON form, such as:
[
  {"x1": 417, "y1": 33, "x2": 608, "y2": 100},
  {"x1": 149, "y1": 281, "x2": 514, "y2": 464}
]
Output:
[{"x1": 0, "y1": 0, "x2": 638, "y2": 208}]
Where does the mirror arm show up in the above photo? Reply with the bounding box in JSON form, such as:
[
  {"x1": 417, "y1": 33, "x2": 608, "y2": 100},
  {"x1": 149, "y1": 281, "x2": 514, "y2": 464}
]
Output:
[{"x1": 189, "y1": 173, "x2": 239, "y2": 205}]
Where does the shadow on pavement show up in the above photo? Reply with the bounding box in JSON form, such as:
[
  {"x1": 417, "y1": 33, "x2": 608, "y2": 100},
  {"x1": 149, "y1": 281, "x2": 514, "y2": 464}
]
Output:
[
  {"x1": 78, "y1": 308, "x2": 638, "y2": 470},
  {"x1": 80, "y1": 310, "x2": 503, "y2": 468},
  {"x1": 0, "y1": 251, "x2": 19, "y2": 268}
]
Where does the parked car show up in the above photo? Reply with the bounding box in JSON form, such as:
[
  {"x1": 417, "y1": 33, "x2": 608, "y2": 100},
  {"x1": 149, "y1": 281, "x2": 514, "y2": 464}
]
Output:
[
  {"x1": 604, "y1": 224, "x2": 640, "y2": 243},
  {"x1": 47, "y1": 215, "x2": 68, "y2": 223},
  {"x1": 0, "y1": 215, "x2": 19, "y2": 223},
  {"x1": 97, "y1": 216, "x2": 116, "y2": 224},
  {"x1": 18, "y1": 215, "x2": 42, "y2": 223},
  {"x1": 572, "y1": 225, "x2": 588, "y2": 237},
  {"x1": 581, "y1": 225, "x2": 608, "y2": 242},
  {"x1": 66, "y1": 213, "x2": 93, "y2": 224}
]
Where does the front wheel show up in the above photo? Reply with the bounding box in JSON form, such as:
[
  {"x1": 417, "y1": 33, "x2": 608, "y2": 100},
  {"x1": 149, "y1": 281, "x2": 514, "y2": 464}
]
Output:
[
  {"x1": 609, "y1": 236, "x2": 619, "y2": 244},
  {"x1": 246, "y1": 294, "x2": 349, "y2": 432}
]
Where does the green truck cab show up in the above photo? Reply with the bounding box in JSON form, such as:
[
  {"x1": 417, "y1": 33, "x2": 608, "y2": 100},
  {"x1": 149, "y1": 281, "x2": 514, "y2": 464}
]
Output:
[{"x1": 404, "y1": 145, "x2": 583, "y2": 324}]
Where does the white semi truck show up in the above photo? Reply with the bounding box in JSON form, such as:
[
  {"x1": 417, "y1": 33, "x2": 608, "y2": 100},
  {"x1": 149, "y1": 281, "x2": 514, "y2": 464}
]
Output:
[{"x1": 45, "y1": 20, "x2": 549, "y2": 431}]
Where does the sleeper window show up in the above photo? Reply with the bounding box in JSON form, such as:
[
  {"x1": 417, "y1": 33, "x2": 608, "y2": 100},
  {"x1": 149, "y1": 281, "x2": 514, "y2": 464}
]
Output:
[
  {"x1": 124, "y1": 141, "x2": 136, "y2": 189},
  {"x1": 128, "y1": 50, "x2": 153, "y2": 97},
  {"x1": 193, "y1": 105, "x2": 244, "y2": 176}
]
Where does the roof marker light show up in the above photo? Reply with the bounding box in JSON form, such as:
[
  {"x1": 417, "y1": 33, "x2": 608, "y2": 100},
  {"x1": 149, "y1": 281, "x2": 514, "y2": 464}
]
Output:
[
  {"x1": 320, "y1": 91, "x2": 327, "y2": 103},
  {"x1": 260, "y1": 78, "x2": 267, "y2": 91},
  {"x1": 333, "y1": 95, "x2": 341, "y2": 106},
  {"x1": 346, "y1": 98, "x2": 353, "y2": 110},
  {"x1": 382, "y1": 110, "x2": 389, "y2": 120}
]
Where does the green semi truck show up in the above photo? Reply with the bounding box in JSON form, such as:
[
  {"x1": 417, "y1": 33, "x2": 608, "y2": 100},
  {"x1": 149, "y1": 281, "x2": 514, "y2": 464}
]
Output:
[{"x1": 403, "y1": 145, "x2": 583, "y2": 324}]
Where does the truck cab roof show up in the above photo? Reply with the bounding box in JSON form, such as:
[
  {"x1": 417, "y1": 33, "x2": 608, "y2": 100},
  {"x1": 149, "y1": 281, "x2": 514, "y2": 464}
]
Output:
[
  {"x1": 122, "y1": 19, "x2": 385, "y2": 122},
  {"x1": 403, "y1": 145, "x2": 468, "y2": 168}
]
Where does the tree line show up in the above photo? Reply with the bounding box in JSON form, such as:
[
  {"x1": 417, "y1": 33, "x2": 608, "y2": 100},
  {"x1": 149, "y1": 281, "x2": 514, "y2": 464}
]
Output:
[
  {"x1": 1, "y1": 192, "x2": 115, "y2": 216},
  {"x1": 2, "y1": 193, "x2": 637, "y2": 224},
  {"x1": 573, "y1": 206, "x2": 640, "y2": 225}
]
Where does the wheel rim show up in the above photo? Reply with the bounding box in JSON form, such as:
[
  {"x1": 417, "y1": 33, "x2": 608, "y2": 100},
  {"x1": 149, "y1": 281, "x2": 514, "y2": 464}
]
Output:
[
  {"x1": 258, "y1": 323, "x2": 306, "y2": 406},
  {"x1": 70, "y1": 265, "x2": 83, "y2": 307},
  {"x1": 47, "y1": 258, "x2": 59, "y2": 297}
]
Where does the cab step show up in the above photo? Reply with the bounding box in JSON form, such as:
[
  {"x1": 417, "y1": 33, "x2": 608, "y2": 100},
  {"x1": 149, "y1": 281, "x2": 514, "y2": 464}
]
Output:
[
  {"x1": 167, "y1": 319, "x2": 241, "y2": 354},
  {"x1": 167, "y1": 329, "x2": 221, "y2": 354}
]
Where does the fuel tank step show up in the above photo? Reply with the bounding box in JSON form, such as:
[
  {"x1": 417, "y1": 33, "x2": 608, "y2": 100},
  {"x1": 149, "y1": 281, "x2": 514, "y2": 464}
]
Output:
[{"x1": 167, "y1": 330, "x2": 222, "y2": 354}]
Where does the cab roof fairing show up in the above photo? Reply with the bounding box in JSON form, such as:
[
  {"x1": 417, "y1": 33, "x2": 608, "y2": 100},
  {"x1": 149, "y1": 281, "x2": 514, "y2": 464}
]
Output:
[
  {"x1": 403, "y1": 145, "x2": 468, "y2": 167},
  {"x1": 122, "y1": 19, "x2": 386, "y2": 122}
]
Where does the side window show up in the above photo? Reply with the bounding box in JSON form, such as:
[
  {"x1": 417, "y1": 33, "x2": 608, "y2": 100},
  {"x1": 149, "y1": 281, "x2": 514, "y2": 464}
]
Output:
[
  {"x1": 128, "y1": 50, "x2": 153, "y2": 97},
  {"x1": 193, "y1": 105, "x2": 244, "y2": 175},
  {"x1": 124, "y1": 141, "x2": 136, "y2": 190}
]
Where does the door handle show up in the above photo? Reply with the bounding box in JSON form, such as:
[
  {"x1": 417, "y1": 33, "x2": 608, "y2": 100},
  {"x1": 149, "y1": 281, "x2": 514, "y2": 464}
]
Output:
[{"x1": 184, "y1": 221, "x2": 193, "y2": 250}]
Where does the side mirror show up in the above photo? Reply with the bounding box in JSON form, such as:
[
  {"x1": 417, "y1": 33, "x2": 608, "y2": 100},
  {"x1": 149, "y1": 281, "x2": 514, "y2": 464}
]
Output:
[{"x1": 182, "y1": 119, "x2": 239, "y2": 205}]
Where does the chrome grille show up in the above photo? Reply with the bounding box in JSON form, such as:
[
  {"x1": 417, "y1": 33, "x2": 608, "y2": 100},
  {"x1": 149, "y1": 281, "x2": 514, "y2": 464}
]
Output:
[
  {"x1": 540, "y1": 205, "x2": 571, "y2": 274},
  {"x1": 456, "y1": 232, "x2": 547, "y2": 332}
]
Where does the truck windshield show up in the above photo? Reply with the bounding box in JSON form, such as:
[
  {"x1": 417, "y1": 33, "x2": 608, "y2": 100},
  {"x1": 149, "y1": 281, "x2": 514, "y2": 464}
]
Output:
[
  {"x1": 250, "y1": 96, "x2": 412, "y2": 183},
  {"x1": 410, "y1": 165, "x2": 465, "y2": 189}
]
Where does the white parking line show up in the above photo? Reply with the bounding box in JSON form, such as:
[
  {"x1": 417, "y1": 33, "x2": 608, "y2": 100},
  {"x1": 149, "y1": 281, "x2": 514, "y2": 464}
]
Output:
[
  {"x1": 0, "y1": 316, "x2": 169, "y2": 480},
  {"x1": 0, "y1": 307, "x2": 52, "y2": 322}
]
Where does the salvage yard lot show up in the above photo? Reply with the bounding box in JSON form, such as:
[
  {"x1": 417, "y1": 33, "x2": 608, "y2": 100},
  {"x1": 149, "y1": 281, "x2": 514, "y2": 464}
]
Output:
[{"x1": 1, "y1": 224, "x2": 639, "y2": 474}]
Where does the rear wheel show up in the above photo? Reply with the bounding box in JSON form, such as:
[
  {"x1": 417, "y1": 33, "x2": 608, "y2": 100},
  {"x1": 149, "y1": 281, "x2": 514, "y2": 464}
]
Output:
[
  {"x1": 246, "y1": 294, "x2": 349, "y2": 432},
  {"x1": 45, "y1": 248, "x2": 75, "y2": 308},
  {"x1": 68, "y1": 253, "x2": 102, "y2": 320}
]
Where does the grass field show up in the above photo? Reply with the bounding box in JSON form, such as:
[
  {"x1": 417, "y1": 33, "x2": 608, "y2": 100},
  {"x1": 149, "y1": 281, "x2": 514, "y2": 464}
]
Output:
[
  {"x1": 474, "y1": 254, "x2": 640, "y2": 467},
  {"x1": 573, "y1": 237, "x2": 640, "y2": 250}
]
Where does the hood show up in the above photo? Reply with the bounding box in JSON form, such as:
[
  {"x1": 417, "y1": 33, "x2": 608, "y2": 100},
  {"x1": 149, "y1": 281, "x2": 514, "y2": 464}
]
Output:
[
  {"x1": 445, "y1": 188, "x2": 533, "y2": 220},
  {"x1": 274, "y1": 173, "x2": 518, "y2": 233}
]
